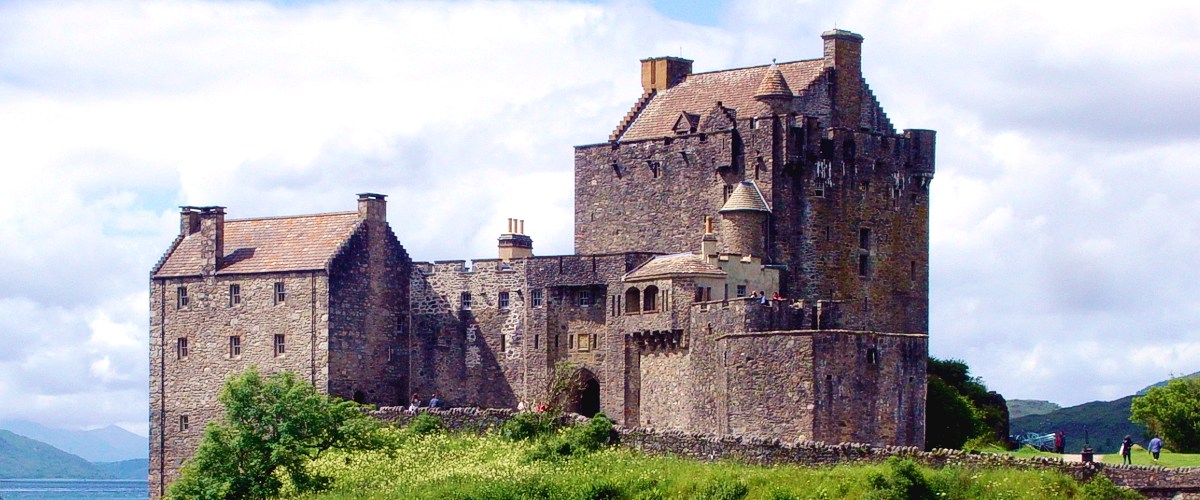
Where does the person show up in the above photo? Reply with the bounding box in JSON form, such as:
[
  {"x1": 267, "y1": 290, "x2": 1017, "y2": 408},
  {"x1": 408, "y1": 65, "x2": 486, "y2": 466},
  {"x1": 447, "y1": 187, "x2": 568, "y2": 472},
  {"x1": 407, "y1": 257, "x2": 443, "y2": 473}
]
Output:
[
  {"x1": 1148, "y1": 435, "x2": 1164, "y2": 462},
  {"x1": 428, "y1": 393, "x2": 440, "y2": 409},
  {"x1": 517, "y1": 400, "x2": 527, "y2": 412},
  {"x1": 408, "y1": 394, "x2": 420, "y2": 413},
  {"x1": 536, "y1": 402, "x2": 547, "y2": 413},
  {"x1": 772, "y1": 292, "x2": 784, "y2": 301},
  {"x1": 1121, "y1": 435, "x2": 1134, "y2": 464},
  {"x1": 759, "y1": 291, "x2": 768, "y2": 305},
  {"x1": 1054, "y1": 431, "x2": 1064, "y2": 454}
]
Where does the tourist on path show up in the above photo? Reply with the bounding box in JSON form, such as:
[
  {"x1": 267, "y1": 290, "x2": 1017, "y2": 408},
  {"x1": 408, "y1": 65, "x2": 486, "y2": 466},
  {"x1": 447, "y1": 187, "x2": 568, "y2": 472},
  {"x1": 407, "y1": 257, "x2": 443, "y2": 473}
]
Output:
[
  {"x1": 429, "y1": 393, "x2": 440, "y2": 409},
  {"x1": 1120, "y1": 435, "x2": 1134, "y2": 465},
  {"x1": 1054, "y1": 431, "x2": 1064, "y2": 454},
  {"x1": 408, "y1": 394, "x2": 420, "y2": 413},
  {"x1": 1148, "y1": 435, "x2": 1164, "y2": 462}
]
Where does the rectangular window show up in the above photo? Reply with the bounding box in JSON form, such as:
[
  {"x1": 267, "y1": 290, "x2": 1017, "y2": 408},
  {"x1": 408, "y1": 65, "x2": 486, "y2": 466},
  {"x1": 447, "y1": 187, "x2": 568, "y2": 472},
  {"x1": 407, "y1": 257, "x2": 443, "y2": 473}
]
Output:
[
  {"x1": 554, "y1": 334, "x2": 560, "y2": 349},
  {"x1": 723, "y1": 184, "x2": 734, "y2": 201},
  {"x1": 273, "y1": 282, "x2": 286, "y2": 305},
  {"x1": 859, "y1": 228, "x2": 870, "y2": 251},
  {"x1": 176, "y1": 337, "x2": 188, "y2": 359},
  {"x1": 578, "y1": 334, "x2": 590, "y2": 351},
  {"x1": 589, "y1": 334, "x2": 598, "y2": 350},
  {"x1": 695, "y1": 286, "x2": 705, "y2": 302},
  {"x1": 274, "y1": 334, "x2": 286, "y2": 356},
  {"x1": 179, "y1": 415, "x2": 189, "y2": 432},
  {"x1": 460, "y1": 291, "x2": 472, "y2": 310},
  {"x1": 229, "y1": 336, "x2": 241, "y2": 357},
  {"x1": 534, "y1": 334, "x2": 540, "y2": 349},
  {"x1": 814, "y1": 187, "x2": 824, "y2": 197},
  {"x1": 500, "y1": 334, "x2": 507, "y2": 353},
  {"x1": 579, "y1": 289, "x2": 591, "y2": 307},
  {"x1": 911, "y1": 261, "x2": 918, "y2": 282},
  {"x1": 858, "y1": 254, "x2": 870, "y2": 277},
  {"x1": 229, "y1": 284, "x2": 241, "y2": 306},
  {"x1": 531, "y1": 289, "x2": 543, "y2": 307},
  {"x1": 736, "y1": 285, "x2": 747, "y2": 297},
  {"x1": 498, "y1": 291, "x2": 510, "y2": 309},
  {"x1": 176, "y1": 286, "x2": 188, "y2": 309},
  {"x1": 569, "y1": 335, "x2": 575, "y2": 349}
]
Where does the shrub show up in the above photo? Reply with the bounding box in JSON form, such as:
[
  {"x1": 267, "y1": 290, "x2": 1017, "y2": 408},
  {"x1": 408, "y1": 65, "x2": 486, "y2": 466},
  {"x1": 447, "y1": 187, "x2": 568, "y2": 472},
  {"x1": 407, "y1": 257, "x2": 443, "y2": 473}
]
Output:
[
  {"x1": 866, "y1": 458, "x2": 938, "y2": 500},
  {"x1": 1079, "y1": 474, "x2": 1143, "y2": 500},
  {"x1": 694, "y1": 476, "x2": 749, "y2": 500},
  {"x1": 526, "y1": 413, "x2": 616, "y2": 461},
  {"x1": 499, "y1": 411, "x2": 556, "y2": 441},
  {"x1": 407, "y1": 413, "x2": 445, "y2": 436}
]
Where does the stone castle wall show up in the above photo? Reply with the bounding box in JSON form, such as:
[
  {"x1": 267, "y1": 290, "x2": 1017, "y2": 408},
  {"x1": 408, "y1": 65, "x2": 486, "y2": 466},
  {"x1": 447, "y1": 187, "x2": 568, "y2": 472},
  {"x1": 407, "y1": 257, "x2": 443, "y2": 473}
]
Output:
[{"x1": 149, "y1": 270, "x2": 332, "y2": 497}]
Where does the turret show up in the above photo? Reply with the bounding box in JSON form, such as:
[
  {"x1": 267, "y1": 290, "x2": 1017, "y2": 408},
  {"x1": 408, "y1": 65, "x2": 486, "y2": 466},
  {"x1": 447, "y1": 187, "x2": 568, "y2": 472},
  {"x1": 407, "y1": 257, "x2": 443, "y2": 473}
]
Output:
[{"x1": 718, "y1": 181, "x2": 770, "y2": 258}]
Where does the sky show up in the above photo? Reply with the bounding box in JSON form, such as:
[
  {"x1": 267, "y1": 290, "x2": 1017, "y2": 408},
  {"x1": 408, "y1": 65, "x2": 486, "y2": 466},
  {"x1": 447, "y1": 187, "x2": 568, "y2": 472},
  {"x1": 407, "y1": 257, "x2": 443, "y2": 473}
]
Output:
[{"x1": 1, "y1": 0, "x2": 1198, "y2": 437}]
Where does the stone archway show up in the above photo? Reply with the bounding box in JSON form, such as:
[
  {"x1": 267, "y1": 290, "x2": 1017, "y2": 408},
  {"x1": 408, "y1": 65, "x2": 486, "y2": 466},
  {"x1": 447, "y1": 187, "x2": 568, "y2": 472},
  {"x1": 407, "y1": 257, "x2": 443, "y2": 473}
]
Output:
[{"x1": 568, "y1": 368, "x2": 601, "y2": 418}]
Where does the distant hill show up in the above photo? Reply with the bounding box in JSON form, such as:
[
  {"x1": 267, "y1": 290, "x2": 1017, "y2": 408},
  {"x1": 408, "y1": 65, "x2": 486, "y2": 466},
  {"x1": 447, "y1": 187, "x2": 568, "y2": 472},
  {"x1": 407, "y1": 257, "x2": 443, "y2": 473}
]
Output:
[
  {"x1": 0, "y1": 430, "x2": 147, "y2": 479},
  {"x1": 1137, "y1": 370, "x2": 1200, "y2": 395},
  {"x1": 1007, "y1": 399, "x2": 1061, "y2": 420},
  {"x1": 1009, "y1": 395, "x2": 1146, "y2": 454},
  {"x1": 0, "y1": 420, "x2": 146, "y2": 462},
  {"x1": 0, "y1": 429, "x2": 105, "y2": 479}
]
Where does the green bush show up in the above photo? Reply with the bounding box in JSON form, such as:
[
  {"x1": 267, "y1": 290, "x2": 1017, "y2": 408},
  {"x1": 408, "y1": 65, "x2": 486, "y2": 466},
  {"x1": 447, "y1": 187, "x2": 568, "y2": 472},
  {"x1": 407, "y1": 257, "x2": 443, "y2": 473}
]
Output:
[
  {"x1": 694, "y1": 476, "x2": 749, "y2": 500},
  {"x1": 407, "y1": 413, "x2": 445, "y2": 436},
  {"x1": 499, "y1": 411, "x2": 556, "y2": 441},
  {"x1": 1079, "y1": 474, "x2": 1143, "y2": 500},
  {"x1": 526, "y1": 413, "x2": 615, "y2": 461},
  {"x1": 866, "y1": 458, "x2": 938, "y2": 500}
]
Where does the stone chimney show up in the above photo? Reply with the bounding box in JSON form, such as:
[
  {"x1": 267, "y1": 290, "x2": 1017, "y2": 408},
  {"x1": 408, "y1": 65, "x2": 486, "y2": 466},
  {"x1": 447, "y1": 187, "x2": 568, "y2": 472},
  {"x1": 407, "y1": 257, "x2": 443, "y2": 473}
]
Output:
[
  {"x1": 640, "y1": 56, "x2": 693, "y2": 93},
  {"x1": 197, "y1": 206, "x2": 225, "y2": 276},
  {"x1": 498, "y1": 218, "x2": 533, "y2": 261},
  {"x1": 822, "y1": 29, "x2": 864, "y2": 130},
  {"x1": 700, "y1": 216, "x2": 718, "y2": 260},
  {"x1": 179, "y1": 206, "x2": 201, "y2": 236},
  {"x1": 357, "y1": 193, "x2": 387, "y2": 222}
]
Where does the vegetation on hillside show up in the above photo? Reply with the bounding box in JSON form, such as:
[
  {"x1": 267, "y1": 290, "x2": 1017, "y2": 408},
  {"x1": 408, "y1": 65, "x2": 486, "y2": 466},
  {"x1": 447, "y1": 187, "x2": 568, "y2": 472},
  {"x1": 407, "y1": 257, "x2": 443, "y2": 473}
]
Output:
[
  {"x1": 1131, "y1": 376, "x2": 1200, "y2": 452},
  {"x1": 167, "y1": 367, "x2": 387, "y2": 500},
  {"x1": 0, "y1": 429, "x2": 108, "y2": 479},
  {"x1": 926, "y1": 358, "x2": 1009, "y2": 450},
  {"x1": 1006, "y1": 399, "x2": 1062, "y2": 420}
]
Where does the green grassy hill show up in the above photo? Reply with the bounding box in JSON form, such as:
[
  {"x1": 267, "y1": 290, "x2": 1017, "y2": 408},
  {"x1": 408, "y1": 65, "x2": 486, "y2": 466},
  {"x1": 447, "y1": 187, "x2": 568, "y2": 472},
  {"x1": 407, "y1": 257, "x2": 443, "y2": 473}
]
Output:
[
  {"x1": 0, "y1": 429, "x2": 105, "y2": 479},
  {"x1": 1009, "y1": 395, "x2": 1146, "y2": 454},
  {"x1": 1007, "y1": 399, "x2": 1061, "y2": 420}
]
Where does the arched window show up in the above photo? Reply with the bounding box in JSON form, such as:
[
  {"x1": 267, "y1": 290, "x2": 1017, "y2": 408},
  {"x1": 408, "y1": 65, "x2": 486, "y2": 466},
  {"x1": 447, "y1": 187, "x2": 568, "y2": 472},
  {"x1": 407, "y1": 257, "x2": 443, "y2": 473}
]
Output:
[
  {"x1": 643, "y1": 285, "x2": 659, "y2": 312},
  {"x1": 624, "y1": 287, "x2": 641, "y2": 314}
]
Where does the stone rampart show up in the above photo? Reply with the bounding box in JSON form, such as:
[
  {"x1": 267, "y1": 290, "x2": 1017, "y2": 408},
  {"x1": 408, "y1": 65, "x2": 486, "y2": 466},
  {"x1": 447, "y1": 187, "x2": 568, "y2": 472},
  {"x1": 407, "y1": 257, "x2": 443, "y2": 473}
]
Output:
[{"x1": 368, "y1": 407, "x2": 1200, "y2": 498}]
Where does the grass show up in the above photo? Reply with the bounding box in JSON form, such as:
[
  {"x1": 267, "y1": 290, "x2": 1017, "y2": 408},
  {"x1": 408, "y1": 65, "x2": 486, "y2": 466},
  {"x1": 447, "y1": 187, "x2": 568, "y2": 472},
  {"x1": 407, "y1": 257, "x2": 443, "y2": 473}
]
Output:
[
  {"x1": 288, "y1": 427, "x2": 1134, "y2": 499},
  {"x1": 1099, "y1": 444, "x2": 1200, "y2": 467}
]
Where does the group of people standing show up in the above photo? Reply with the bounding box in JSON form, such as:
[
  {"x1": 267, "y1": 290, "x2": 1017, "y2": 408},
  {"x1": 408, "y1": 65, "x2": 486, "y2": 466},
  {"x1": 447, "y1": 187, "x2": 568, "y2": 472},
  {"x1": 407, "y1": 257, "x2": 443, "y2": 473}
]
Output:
[
  {"x1": 1120, "y1": 434, "x2": 1165, "y2": 464},
  {"x1": 407, "y1": 393, "x2": 440, "y2": 412}
]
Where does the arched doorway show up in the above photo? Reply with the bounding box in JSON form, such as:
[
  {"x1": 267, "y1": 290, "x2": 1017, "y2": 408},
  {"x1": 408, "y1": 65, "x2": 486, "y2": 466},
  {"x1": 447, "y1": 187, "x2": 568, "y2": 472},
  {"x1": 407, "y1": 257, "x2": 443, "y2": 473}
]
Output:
[{"x1": 579, "y1": 378, "x2": 600, "y2": 417}]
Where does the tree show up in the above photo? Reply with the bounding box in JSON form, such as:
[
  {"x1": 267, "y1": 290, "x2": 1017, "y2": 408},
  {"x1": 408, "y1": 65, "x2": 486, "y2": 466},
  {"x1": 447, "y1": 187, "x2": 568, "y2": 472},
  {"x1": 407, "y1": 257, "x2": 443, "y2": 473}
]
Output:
[
  {"x1": 1130, "y1": 376, "x2": 1200, "y2": 452},
  {"x1": 167, "y1": 368, "x2": 384, "y2": 499},
  {"x1": 926, "y1": 357, "x2": 1009, "y2": 449}
]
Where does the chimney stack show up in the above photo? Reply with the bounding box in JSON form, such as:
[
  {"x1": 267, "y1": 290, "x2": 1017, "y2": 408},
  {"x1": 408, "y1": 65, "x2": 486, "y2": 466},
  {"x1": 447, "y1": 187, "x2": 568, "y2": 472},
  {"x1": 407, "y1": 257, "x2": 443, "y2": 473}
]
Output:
[
  {"x1": 700, "y1": 216, "x2": 718, "y2": 260},
  {"x1": 179, "y1": 206, "x2": 201, "y2": 236},
  {"x1": 357, "y1": 193, "x2": 387, "y2": 222},
  {"x1": 821, "y1": 29, "x2": 864, "y2": 130},
  {"x1": 498, "y1": 218, "x2": 533, "y2": 261},
  {"x1": 197, "y1": 206, "x2": 225, "y2": 276},
  {"x1": 640, "y1": 56, "x2": 693, "y2": 93}
]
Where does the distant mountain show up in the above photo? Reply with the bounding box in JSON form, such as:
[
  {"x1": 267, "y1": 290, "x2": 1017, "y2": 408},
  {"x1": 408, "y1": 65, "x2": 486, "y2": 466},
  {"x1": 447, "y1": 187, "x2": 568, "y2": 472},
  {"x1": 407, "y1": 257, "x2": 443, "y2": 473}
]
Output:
[
  {"x1": 1009, "y1": 395, "x2": 1146, "y2": 454},
  {"x1": 0, "y1": 430, "x2": 148, "y2": 479},
  {"x1": 1007, "y1": 399, "x2": 1061, "y2": 420},
  {"x1": 94, "y1": 458, "x2": 150, "y2": 480},
  {"x1": 0, "y1": 429, "x2": 106, "y2": 479},
  {"x1": 0, "y1": 420, "x2": 146, "y2": 462},
  {"x1": 1137, "y1": 370, "x2": 1200, "y2": 395}
]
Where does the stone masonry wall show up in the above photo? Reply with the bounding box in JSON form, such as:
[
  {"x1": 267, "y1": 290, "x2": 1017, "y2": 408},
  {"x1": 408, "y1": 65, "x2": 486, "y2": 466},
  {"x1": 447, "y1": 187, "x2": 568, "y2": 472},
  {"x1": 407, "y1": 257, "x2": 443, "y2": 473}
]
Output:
[{"x1": 150, "y1": 270, "x2": 331, "y2": 497}]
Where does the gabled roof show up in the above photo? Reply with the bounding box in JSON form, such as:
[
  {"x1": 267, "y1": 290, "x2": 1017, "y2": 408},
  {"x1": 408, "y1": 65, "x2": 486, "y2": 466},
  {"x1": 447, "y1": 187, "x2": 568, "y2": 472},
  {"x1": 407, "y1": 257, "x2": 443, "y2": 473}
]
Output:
[
  {"x1": 719, "y1": 181, "x2": 771, "y2": 213},
  {"x1": 619, "y1": 59, "x2": 825, "y2": 141},
  {"x1": 624, "y1": 252, "x2": 726, "y2": 281},
  {"x1": 153, "y1": 212, "x2": 363, "y2": 277}
]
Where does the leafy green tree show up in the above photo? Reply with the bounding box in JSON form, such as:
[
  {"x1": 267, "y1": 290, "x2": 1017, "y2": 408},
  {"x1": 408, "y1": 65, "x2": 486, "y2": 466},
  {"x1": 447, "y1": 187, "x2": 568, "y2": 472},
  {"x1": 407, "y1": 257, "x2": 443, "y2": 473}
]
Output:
[
  {"x1": 925, "y1": 376, "x2": 981, "y2": 450},
  {"x1": 926, "y1": 357, "x2": 1009, "y2": 448},
  {"x1": 1130, "y1": 376, "x2": 1200, "y2": 452},
  {"x1": 167, "y1": 367, "x2": 384, "y2": 499}
]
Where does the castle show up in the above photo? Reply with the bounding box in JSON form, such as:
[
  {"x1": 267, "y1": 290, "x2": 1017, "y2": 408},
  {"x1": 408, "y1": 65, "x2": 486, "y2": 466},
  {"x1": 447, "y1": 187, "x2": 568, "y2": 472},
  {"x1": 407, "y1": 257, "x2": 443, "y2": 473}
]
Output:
[{"x1": 149, "y1": 29, "x2": 934, "y2": 495}]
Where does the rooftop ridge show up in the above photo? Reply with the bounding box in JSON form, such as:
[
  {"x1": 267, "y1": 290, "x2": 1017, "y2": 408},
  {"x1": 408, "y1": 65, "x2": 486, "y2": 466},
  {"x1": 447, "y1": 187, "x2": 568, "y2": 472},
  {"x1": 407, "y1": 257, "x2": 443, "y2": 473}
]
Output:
[
  {"x1": 685, "y1": 57, "x2": 822, "y2": 78},
  {"x1": 227, "y1": 210, "x2": 358, "y2": 223}
]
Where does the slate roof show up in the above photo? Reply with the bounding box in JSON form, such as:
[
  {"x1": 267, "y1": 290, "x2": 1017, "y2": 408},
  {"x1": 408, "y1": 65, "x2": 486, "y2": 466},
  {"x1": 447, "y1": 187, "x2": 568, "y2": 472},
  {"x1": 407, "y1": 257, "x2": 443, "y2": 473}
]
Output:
[
  {"x1": 719, "y1": 181, "x2": 771, "y2": 213},
  {"x1": 619, "y1": 59, "x2": 825, "y2": 141},
  {"x1": 754, "y1": 63, "x2": 793, "y2": 98},
  {"x1": 153, "y1": 212, "x2": 363, "y2": 277},
  {"x1": 624, "y1": 252, "x2": 726, "y2": 281}
]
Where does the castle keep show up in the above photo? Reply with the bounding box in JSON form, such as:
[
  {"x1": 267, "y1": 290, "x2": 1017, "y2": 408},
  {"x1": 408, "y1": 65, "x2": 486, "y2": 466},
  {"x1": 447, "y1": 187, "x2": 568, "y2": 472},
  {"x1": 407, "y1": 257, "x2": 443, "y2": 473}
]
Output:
[{"x1": 150, "y1": 29, "x2": 934, "y2": 495}]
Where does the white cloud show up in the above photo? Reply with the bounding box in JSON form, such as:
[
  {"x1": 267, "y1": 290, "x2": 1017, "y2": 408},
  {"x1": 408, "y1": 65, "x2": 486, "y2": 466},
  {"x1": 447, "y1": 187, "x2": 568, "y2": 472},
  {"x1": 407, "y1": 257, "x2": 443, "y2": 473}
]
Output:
[{"x1": 1, "y1": 0, "x2": 1199, "y2": 435}]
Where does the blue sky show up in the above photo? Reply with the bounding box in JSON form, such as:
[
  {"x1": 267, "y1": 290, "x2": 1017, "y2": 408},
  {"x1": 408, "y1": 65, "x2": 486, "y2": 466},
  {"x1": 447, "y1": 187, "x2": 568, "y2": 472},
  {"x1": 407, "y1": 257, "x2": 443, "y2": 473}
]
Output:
[{"x1": 1, "y1": 0, "x2": 1198, "y2": 436}]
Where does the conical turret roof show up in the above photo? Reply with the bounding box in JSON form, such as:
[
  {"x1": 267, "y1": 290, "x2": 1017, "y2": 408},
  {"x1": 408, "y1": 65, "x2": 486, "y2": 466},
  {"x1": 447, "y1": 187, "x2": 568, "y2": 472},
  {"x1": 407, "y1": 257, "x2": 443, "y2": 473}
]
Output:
[
  {"x1": 754, "y1": 63, "x2": 792, "y2": 99},
  {"x1": 719, "y1": 181, "x2": 771, "y2": 213}
]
